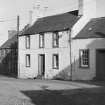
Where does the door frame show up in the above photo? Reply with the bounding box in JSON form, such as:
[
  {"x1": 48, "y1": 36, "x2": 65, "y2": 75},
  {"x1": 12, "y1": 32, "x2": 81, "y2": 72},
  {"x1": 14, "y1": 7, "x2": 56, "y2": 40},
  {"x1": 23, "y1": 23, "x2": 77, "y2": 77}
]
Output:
[
  {"x1": 38, "y1": 54, "x2": 45, "y2": 77},
  {"x1": 96, "y1": 49, "x2": 105, "y2": 80}
]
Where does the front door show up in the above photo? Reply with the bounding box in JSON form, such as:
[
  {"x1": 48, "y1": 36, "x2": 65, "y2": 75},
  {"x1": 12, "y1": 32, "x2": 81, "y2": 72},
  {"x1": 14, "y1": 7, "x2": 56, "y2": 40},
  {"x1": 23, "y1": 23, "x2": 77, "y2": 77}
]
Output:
[
  {"x1": 38, "y1": 54, "x2": 45, "y2": 78},
  {"x1": 96, "y1": 50, "x2": 105, "y2": 80}
]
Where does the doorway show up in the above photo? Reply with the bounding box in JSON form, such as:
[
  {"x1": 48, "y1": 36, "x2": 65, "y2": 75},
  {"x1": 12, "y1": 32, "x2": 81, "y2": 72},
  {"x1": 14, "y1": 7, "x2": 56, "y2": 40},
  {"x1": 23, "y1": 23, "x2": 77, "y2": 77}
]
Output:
[
  {"x1": 38, "y1": 54, "x2": 45, "y2": 78},
  {"x1": 96, "y1": 50, "x2": 105, "y2": 80}
]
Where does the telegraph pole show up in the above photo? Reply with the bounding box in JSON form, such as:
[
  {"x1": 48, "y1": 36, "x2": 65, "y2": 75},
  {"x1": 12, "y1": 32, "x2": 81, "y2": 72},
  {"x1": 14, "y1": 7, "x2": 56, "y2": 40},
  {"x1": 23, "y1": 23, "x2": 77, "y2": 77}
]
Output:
[
  {"x1": 17, "y1": 15, "x2": 19, "y2": 34},
  {"x1": 17, "y1": 15, "x2": 20, "y2": 78}
]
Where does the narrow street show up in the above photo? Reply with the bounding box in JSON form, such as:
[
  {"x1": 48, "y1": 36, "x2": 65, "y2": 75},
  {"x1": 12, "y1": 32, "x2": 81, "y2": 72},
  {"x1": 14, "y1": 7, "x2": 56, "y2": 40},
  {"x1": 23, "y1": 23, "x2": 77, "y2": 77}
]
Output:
[{"x1": 0, "y1": 76, "x2": 104, "y2": 105}]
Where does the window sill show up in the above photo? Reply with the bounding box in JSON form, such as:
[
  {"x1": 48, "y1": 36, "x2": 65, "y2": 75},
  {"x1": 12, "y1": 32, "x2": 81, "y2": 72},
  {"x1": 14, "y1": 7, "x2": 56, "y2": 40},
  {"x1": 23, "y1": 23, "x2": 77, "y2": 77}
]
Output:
[
  {"x1": 53, "y1": 47, "x2": 59, "y2": 48},
  {"x1": 52, "y1": 67, "x2": 59, "y2": 70},
  {"x1": 26, "y1": 66, "x2": 30, "y2": 68},
  {"x1": 79, "y1": 66, "x2": 89, "y2": 69},
  {"x1": 26, "y1": 48, "x2": 30, "y2": 49},
  {"x1": 39, "y1": 47, "x2": 44, "y2": 48}
]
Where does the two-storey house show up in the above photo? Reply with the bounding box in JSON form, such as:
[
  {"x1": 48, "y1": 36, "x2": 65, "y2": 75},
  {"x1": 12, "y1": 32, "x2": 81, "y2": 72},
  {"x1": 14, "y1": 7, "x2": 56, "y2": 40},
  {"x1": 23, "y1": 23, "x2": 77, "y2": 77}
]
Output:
[
  {"x1": 18, "y1": 0, "x2": 105, "y2": 80},
  {"x1": 18, "y1": 11, "x2": 79, "y2": 80}
]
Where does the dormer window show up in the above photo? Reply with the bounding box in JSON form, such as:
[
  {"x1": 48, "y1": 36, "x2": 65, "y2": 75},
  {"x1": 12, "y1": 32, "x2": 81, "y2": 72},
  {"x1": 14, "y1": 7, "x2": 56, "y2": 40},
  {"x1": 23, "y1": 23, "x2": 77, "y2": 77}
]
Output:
[{"x1": 53, "y1": 32, "x2": 59, "y2": 48}]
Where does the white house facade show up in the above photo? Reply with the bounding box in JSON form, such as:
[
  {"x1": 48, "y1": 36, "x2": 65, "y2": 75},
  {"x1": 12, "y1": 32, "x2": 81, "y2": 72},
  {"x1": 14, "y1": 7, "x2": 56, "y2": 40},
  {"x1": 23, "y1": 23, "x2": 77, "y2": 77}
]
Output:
[
  {"x1": 18, "y1": 0, "x2": 105, "y2": 80},
  {"x1": 71, "y1": 38, "x2": 105, "y2": 80},
  {"x1": 19, "y1": 30, "x2": 72, "y2": 80}
]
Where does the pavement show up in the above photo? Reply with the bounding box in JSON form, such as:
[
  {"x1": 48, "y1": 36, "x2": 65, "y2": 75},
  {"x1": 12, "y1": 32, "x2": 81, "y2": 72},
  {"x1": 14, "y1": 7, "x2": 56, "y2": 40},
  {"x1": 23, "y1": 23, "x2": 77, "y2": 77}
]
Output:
[{"x1": 0, "y1": 76, "x2": 103, "y2": 105}]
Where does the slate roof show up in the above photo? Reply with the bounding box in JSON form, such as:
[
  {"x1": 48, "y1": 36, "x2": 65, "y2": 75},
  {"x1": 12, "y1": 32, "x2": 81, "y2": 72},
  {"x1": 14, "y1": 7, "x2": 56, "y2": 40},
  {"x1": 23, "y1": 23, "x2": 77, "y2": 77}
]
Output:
[
  {"x1": 74, "y1": 17, "x2": 105, "y2": 39},
  {"x1": 0, "y1": 35, "x2": 17, "y2": 49},
  {"x1": 22, "y1": 11, "x2": 79, "y2": 35}
]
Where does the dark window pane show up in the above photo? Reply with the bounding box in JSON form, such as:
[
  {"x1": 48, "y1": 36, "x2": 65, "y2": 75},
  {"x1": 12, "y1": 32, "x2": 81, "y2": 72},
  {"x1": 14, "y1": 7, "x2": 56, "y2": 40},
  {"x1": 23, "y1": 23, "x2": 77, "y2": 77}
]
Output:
[{"x1": 26, "y1": 36, "x2": 30, "y2": 49}]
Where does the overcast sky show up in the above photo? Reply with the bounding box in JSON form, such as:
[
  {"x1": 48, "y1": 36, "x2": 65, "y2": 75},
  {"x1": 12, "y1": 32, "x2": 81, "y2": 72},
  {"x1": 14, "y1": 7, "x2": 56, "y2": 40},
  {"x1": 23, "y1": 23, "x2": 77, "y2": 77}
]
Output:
[{"x1": 0, "y1": 0, "x2": 78, "y2": 45}]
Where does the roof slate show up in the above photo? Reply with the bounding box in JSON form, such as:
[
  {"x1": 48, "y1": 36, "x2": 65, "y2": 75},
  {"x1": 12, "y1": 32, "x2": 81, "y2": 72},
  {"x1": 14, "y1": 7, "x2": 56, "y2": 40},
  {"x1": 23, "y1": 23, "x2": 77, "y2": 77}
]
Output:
[
  {"x1": 74, "y1": 17, "x2": 105, "y2": 39},
  {"x1": 0, "y1": 35, "x2": 17, "y2": 49},
  {"x1": 22, "y1": 11, "x2": 79, "y2": 35}
]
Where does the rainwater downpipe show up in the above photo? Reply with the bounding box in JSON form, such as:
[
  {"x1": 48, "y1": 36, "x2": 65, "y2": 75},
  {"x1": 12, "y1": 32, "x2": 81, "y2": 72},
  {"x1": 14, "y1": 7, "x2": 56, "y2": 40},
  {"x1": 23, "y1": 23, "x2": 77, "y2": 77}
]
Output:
[
  {"x1": 69, "y1": 29, "x2": 72, "y2": 81},
  {"x1": 17, "y1": 15, "x2": 20, "y2": 78}
]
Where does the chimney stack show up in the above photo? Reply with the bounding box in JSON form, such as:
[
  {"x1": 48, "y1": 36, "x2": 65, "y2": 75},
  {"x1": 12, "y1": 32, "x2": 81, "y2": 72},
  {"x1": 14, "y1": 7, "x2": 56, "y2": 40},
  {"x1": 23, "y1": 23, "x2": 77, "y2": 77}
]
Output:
[
  {"x1": 78, "y1": 0, "x2": 83, "y2": 16},
  {"x1": 8, "y1": 30, "x2": 17, "y2": 39},
  {"x1": 29, "y1": 10, "x2": 33, "y2": 25},
  {"x1": 78, "y1": 0, "x2": 97, "y2": 18}
]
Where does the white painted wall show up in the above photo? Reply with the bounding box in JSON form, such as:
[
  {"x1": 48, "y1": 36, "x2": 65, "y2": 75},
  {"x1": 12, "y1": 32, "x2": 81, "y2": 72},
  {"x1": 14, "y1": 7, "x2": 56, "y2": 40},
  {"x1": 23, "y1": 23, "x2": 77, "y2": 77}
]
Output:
[
  {"x1": 18, "y1": 34, "x2": 105, "y2": 80},
  {"x1": 18, "y1": 31, "x2": 71, "y2": 80},
  {"x1": 72, "y1": 38, "x2": 105, "y2": 80},
  {"x1": 18, "y1": 35, "x2": 39, "y2": 78}
]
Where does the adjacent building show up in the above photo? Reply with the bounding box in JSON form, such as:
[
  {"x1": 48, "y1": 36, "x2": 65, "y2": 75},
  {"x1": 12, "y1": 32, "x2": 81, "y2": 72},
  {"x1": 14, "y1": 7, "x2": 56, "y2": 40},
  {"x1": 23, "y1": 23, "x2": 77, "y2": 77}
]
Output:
[
  {"x1": 18, "y1": 0, "x2": 105, "y2": 80},
  {"x1": 0, "y1": 33, "x2": 18, "y2": 77}
]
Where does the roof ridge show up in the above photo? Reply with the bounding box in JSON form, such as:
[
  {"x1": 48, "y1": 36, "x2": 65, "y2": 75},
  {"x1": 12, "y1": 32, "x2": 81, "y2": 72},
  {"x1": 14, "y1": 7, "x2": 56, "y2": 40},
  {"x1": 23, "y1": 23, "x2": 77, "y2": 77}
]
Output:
[{"x1": 37, "y1": 10, "x2": 78, "y2": 20}]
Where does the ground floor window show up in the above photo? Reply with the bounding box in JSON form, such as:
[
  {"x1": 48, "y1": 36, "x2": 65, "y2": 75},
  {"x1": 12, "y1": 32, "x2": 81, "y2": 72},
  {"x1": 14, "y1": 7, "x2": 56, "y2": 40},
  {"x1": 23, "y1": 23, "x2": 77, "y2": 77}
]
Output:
[
  {"x1": 53, "y1": 54, "x2": 59, "y2": 69},
  {"x1": 79, "y1": 49, "x2": 89, "y2": 68},
  {"x1": 26, "y1": 54, "x2": 30, "y2": 67}
]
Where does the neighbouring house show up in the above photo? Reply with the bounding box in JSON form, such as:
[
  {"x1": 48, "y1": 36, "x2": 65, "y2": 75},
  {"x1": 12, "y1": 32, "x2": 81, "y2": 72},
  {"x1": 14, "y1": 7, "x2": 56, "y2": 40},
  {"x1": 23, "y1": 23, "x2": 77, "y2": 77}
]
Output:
[
  {"x1": 0, "y1": 33, "x2": 18, "y2": 77},
  {"x1": 8, "y1": 30, "x2": 17, "y2": 39},
  {"x1": 71, "y1": 17, "x2": 105, "y2": 80},
  {"x1": 0, "y1": 24, "x2": 31, "y2": 77},
  {"x1": 18, "y1": 0, "x2": 105, "y2": 80}
]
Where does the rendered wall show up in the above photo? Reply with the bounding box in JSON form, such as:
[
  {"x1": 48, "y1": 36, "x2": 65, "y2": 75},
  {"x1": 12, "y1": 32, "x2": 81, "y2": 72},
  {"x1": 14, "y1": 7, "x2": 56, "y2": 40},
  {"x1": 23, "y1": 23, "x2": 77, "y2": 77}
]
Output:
[
  {"x1": 18, "y1": 35, "x2": 105, "y2": 80},
  {"x1": 72, "y1": 38, "x2": 105, "y2": 80},
  {"x1": 18, "y1": 31, "x2": 71, "y2": 80}
]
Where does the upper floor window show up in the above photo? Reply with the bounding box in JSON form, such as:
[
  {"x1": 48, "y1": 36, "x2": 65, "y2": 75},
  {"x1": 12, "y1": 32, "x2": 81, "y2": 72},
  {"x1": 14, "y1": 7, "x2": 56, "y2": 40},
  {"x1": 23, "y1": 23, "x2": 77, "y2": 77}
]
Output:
[
  {"x1": 39, "y1": 33, "x2": 44, "y2": 48},
  {"x1": 26, "y1": 36, "x2": 30, "y2": 49},
  {"x1": 79, "y1": 49, "x2": 89, "y2": 68},
  {"x1": 53, "y1": 32, "x2": 59, "y2": 48}
]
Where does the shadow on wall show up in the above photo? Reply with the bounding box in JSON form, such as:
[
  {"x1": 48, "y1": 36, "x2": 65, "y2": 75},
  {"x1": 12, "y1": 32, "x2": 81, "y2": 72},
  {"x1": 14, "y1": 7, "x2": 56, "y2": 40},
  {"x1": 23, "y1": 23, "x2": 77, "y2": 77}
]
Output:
[
  {"x1": 53, "y1": 65, "x2": 71, "y2": 80},
  {"x1": 21, "y1": 84, "x2": 105, "y2": 105},
  {"x1": 52, "y1": 36, "x2": 105, "y2": 81},
  {"x1": 0, "y1": 42, "x2": 18, "y2": 78}
]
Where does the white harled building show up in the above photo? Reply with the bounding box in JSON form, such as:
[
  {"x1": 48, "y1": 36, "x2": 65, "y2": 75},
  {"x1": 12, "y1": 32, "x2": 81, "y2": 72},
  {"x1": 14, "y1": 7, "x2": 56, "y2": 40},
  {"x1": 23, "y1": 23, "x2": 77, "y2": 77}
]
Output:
[{"x1": 18, "y1": 0, "x2": 105, "y2": 80}]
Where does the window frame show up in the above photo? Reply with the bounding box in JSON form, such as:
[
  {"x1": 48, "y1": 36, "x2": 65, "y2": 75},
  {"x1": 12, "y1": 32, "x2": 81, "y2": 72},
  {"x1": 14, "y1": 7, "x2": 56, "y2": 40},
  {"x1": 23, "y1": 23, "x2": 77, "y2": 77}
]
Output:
[
  {"x1": 25, "y1": 35, "x2": 30, "y2": 49},
  {"x1": 26, "y1": 54, "x2": 31, "y2": 67},
  {"x1": 79, "y1": 49, "x2": 89, "y2": 68},
  {"x1": 52, "y1": 54, "x2": 59, "y2": 69},
  {"x1": 39, "y1": 33, "x2": 44, "y2": 48},
  {"x1": 52, "y1": 32, "x2": 59, "y2": 48}
]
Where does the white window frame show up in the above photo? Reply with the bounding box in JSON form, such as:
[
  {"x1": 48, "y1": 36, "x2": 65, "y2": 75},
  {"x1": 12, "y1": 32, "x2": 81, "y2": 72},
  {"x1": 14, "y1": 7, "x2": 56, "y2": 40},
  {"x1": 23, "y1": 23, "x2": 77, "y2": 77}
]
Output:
[
  {"x1": 39, "y1": 33, "x2": 44, "y2": 48},
  {"x1": 53, "y1": 32, "x2": 59, "y2": 48},
  {"x1": 79, "y1": 49, "x2": 89, "y2": 68},
  {"x1": 26, "y1": 36, "x2": 30, "y2": 49},
  {"x1": 53, "y1": 54, "x2": 59, "y2": 69},
  {"x1": 26, "y1": 54, "x2": 30, "y2": 67}
]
